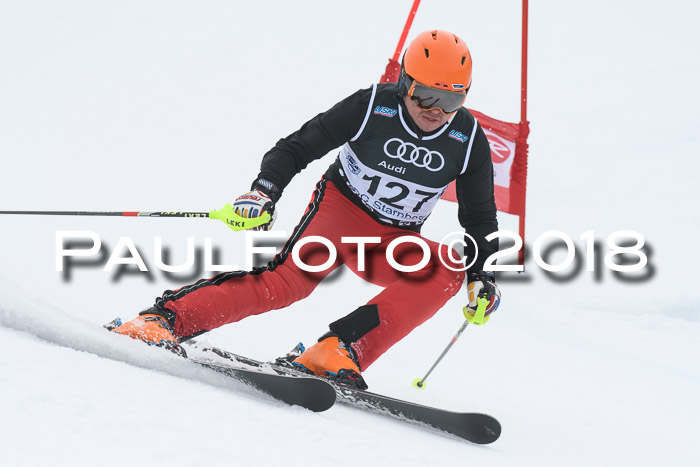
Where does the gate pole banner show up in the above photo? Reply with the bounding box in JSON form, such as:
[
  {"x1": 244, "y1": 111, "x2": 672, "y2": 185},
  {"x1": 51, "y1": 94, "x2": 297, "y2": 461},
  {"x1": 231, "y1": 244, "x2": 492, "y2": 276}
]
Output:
[{"x1": 441, "y1": 111, "x2": 529, "y2": 219}]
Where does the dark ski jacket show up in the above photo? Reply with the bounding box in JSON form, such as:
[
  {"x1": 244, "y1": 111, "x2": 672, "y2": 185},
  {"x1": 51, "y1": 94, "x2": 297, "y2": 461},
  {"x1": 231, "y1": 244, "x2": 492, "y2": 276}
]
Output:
[{"x1": 254, "y1": 83, "x2": 498, "y2": 275}]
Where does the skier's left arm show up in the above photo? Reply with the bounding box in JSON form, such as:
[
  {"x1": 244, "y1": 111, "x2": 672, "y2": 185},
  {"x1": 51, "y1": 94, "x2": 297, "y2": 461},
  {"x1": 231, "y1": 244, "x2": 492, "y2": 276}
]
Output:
[{"x1": 456, "y1": 124, "x2": 501, "y2": 324}]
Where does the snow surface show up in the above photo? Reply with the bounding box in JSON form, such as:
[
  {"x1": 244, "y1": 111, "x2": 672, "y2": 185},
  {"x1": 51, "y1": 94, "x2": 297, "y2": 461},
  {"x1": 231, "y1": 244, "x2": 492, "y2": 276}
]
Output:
[{"x1": 1, "y1": 1, "x2": 700, "y2": 466}]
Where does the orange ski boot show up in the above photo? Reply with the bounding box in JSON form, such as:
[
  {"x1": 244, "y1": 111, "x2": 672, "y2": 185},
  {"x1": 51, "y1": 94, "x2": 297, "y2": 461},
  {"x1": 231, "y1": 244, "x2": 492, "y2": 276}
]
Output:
[
  {"x1": 292, "y1": 335, "x2": 368, "y2": 390},
  {"x1": 109, "y1": 314, "x2": 186, "y2": 357}
]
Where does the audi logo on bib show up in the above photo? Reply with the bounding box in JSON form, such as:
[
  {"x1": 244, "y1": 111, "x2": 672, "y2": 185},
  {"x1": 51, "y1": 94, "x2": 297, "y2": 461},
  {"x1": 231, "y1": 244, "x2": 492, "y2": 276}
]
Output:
[{"x1": 383, "y1": 138, "x2": 445, "y2": 172}]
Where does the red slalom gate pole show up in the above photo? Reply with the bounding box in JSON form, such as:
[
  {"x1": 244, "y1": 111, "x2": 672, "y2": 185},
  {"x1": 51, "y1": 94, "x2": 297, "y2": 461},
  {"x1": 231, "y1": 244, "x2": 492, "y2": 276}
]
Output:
[
  {"x1": 521, "y1": 0, "x2": 529, "y2": 125},
  {"x1": 518, "y1": 0, "x2": 529, "y2": 267},
  {"x1": 379, "y1": 0, "x2": 422, "y2": 83}
]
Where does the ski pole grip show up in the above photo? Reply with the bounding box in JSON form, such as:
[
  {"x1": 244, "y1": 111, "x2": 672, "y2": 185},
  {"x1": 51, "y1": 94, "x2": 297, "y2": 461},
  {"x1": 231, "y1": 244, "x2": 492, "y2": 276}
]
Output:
[
  {"x1": 209, "y1": 204, "x2": 271, "y2": 232},
  {"x1": 463, "y1": 297, "x2": 489, "y2": 326}
]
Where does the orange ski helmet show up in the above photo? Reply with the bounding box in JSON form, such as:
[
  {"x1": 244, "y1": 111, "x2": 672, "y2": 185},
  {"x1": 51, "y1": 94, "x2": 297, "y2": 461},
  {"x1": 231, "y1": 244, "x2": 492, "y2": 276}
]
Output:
[{"x1": 401, "y1": 30, "x2": 472, "y2": 92}]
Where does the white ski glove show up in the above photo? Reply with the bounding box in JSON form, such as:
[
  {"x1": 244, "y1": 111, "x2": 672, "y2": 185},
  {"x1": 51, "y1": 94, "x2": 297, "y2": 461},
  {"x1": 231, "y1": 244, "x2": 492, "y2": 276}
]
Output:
[
  {"x1": 232, "y1": 189, "x2": 277, "y2": 231},
  {"x1": 464, "y1": 272, "x2": 501, "y2": 325}
]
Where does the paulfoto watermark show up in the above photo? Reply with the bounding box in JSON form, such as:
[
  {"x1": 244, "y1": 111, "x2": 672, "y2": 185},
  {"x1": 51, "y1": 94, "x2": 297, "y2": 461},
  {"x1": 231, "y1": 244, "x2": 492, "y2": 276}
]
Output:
[{"x1": 55, "y1": 229, "x2": 652, "y2": 284}]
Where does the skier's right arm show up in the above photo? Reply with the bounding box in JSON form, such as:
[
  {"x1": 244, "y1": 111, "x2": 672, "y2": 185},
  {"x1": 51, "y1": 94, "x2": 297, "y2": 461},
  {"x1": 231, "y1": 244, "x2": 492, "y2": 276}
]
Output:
[
  {"x1": 229, "y1": 88, "x2": 371, "y2": 231},
  {"x1": 251, "y1": 87, "x2": 372, "y2": 202}
]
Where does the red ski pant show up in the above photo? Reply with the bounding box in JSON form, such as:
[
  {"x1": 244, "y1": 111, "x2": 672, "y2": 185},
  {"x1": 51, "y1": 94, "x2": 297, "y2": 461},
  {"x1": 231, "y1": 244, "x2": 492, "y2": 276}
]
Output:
[{"x1": 160, "y1": 180, "x2": 465, "y2": 369}]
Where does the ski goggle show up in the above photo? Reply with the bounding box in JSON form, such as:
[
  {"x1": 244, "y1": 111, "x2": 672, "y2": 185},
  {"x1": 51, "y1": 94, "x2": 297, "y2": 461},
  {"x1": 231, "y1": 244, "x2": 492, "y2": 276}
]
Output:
[{"x1": 406, "y1": 80, "x2": 467, "y2": 115}]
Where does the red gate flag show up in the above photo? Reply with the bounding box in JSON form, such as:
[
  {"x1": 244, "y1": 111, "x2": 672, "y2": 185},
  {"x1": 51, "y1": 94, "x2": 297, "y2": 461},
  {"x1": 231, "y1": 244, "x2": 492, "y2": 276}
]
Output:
[{"x1": 441, "y1": 110, "x2": 529, "y2": 218}]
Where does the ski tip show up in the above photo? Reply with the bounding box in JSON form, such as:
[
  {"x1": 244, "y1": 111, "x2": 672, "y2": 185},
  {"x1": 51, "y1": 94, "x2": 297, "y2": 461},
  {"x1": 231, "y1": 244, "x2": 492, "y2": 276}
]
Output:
[
  {"x1": 467, "y1": 413, "x2": 502, "y2": 444},
  {"x1": 202, "y1": 361, "x2": 337, "y2": 413},
  {"x1": 297, "y1": 377, "x2": 337, "y2": 412}
]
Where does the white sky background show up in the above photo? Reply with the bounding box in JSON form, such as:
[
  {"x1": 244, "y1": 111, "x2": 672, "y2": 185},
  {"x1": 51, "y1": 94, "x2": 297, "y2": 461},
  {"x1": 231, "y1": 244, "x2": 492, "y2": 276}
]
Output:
[{"x1": 1, "y1": 1, "x2": 699, "y2": 466}]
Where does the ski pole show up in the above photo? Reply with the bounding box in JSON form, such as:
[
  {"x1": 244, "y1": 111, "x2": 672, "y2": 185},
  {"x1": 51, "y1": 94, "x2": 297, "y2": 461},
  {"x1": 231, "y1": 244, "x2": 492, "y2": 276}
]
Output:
[
  {"x1": 412, "y1": 296, "x2": 488, "y2": 390},
  {"x1": 0, "y1": 205, "x2": 271, "y2": 232},
  {"x1": 0, "y1": 210, "x2": 208, "y2": 217}
]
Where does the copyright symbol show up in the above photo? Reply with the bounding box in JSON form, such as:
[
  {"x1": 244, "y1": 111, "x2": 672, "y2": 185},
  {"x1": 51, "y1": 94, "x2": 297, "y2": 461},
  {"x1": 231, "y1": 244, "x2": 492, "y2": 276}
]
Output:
[{"x1": 438, "y1": 232, "x2": 479, "y2": 272}]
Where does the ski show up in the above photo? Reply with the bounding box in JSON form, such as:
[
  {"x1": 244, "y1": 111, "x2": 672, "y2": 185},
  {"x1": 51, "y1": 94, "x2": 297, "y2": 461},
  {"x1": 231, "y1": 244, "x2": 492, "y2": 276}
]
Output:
[
  {"x1": 103, "y1": 319, "x2": 335, "y2": 413},
  {"x1": 190, "y1": 359, "x2": 336, "y2": 413},
  {"x1": 331, "y1": 384, "x2": 501, "y2": 444},
  {"x1": 184, "y1": 341, "x2": 501, "y2": 444}
]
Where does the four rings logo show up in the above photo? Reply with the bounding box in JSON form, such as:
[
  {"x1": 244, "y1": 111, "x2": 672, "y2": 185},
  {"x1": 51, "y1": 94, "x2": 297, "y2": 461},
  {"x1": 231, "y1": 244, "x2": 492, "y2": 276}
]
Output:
[{"x1": 383, "y1": 138, "x2": 445, "y2": 172}]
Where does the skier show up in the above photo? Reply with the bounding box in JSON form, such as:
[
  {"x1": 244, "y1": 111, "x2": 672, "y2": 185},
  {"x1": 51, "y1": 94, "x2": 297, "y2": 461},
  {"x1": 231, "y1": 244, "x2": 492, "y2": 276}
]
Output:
[{"x1": 112, "y1": 30, "x2": 501, "y2": 390}]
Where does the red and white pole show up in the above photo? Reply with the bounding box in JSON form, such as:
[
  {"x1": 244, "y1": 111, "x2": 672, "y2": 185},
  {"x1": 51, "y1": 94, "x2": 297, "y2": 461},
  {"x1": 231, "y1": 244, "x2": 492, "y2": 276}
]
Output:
[{"x1": 379, "y1": 0, "x2": 422, "y2": 83}]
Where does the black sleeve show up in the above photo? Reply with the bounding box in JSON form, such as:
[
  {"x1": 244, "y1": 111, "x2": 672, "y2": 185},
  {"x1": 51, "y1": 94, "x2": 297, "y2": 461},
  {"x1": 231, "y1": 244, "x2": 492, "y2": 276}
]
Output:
[
  {"x1": 254, "y1": 87, "x2": 372, "y2": 201},
  {"x1": 456, "y1": 124, "x2": 499, "y2": 278}
]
